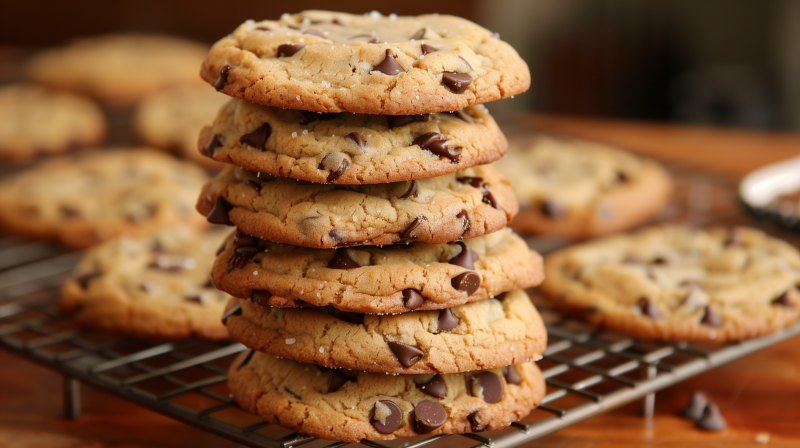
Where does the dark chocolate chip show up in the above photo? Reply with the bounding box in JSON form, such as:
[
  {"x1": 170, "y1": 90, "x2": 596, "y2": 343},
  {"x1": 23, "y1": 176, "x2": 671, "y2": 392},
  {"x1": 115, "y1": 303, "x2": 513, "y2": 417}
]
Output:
[
  {"x1": 457, "y1": 176, "x2": 484, "y2": 188},
  {"x1": 76, "y1": 273, "x2": 100, "y2": 289},
  {"x1": 278, "y1": 43, "x2": 306, "y2": 57},
  {"x1": 421, "y1": 43, "x2": 438, "y2": 55},
  {"x1": 299, "y1": 111, "x2": 335, "y2": 125},
  {"x1": 451, "y1": 272, "x2": 480, "y2": 295},
  {"x1": 328, "y1": 229, "x2": 346, "y2": 244},
  {"x1": 238, "y1": 349, "x2": 255, "y2": 369},
  {"x1": 504, "y1": 366, "x2": 521, "y2": 385},
  {"x1": 234, "y1": 229, "x2": 257, "y2": 246},
  {"x1": 240, "y1": 123, "x2": 272, "y2": 150},
  {"x1": 371, "y1": 400, "x2": 402, "y2": 434},
  {"x1": 482, "y1": 190, "x2": 500, "y2": 209},
  {"x1": 387, "y1": 341, "x2": 424, "y2": 367},
  {"x1": 251, "y1": 290, "x2": 272, "y2": 306},
  {"x1": 387, "y1": 115, "x2": 420, "y2": 128},
  {"x1": 222, "y1": 302, "x2": 242, "y2": 324},
  {"x1": 417, "y1": 374, "x2": 446, "y2": 398},
  {"x1": 700, "y1": 306, "x2": 722, "y2": 327},
  {"x1": 400, "y1": 180, "x2": 418, "y2": 199},
  {"x1": 412, "y1": 132, "x2": 442, "y2": 149},
  {"x1": 327, "y1": 369, "x2": 358, "y2": 393},
  {"x1": 327, "y1": 248, "x2": 360, "y2": 269},
  {"x1": 696, "y1": 403, "x2": 727, "y2": 431},
  {"x1": 412, "y1": 132, "x2": 461, "y2": 162},
  {"x1": 403, "y1": 289, "x2": 425, "y2": 310},
  {"x1": 456, "y1": 209, "x2": 470, "y2": 235},
  {"x1": 184, "y1": 295, "x2": 202, "y2": 304},
  {"x1": 414, "y1": 400, "x2": 447, "y2": 433},
  {"x1": 319, "y1": 156, "x2": 350, "y2": 183},
  {"x1": 540, "y1": 200, "x2": 566, "y2": 218},
  {"x1": 243, "y1": 179, "x2": 263, "y2": 193},
  {"x1": 449, "y1": 241, "x2": 479, "y2": 269},
  {"x1": 636, "y1": 297, "x2": 662, "y2": 319},
  {"x1": 373, "y1": 49, "x2": 404, "y2": 75},
  {"x1": 681, "y1": 391, "x2": 708, "y2": 420},
  {"x1": 400, "y1": 217, "x2": 426, "y2": 242},
  {"x1": 471, "y1": 372, "x2": 503, "y2": 403},
  {"x1": 346, "y1": 132, "x2": 366, "y2": 148},
  {"x1": 202, "y1": 134, "x2": 223, "y2": 158},
  {"x1": 437, "y1": 308, "x2": 459, "y2": 331},
  {"x1": 231, "y1": 246, "x2": 259, "y2": 269},
  {"x1": 467, "y1": 411, "x2": 486, "y2": 432},
  {"x1": 303, "y1": 28, "x2": 326, "y2": 38},
  {"x1": 772, "y1": 291, "x2": 793, "y2": 307},
  {"x1": 616, "y1": 171, "x2": 630, "y2": 183},
  {"x1": 652, "y1": 256, "x2": 668, "y2": 265},
  {"x1": 214, "y1": 65, "x2": 232, "y2": 91},
  {"x1": 332, "y1": 310, "x2": 365, "y2": 324},
  {"x1": 411, "y1": 28, "x2": 426, "y2": 40},
  {"x1": 442, "y1": 72, "x2": 472, "y2": 94},
  {"x1": 206, "y1": 196, "x2": 233, "y2": 225}
]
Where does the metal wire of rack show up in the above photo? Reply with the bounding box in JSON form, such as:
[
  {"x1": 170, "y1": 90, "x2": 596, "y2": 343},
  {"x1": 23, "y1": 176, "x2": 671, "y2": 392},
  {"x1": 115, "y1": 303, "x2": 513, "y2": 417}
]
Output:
[{"x1": 1, "y1": 163, "x2": 799, "y2": 448}]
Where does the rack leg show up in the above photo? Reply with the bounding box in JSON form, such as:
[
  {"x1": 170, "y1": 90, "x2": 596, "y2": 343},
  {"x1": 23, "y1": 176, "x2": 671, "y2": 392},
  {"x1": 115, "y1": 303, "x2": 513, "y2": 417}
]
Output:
[
  {"x1": 640, "y1": 365, "x2": 657, "y2": 419},
  {"x1": 63, "y1": 376, "x2": 81, "y2": 420}
]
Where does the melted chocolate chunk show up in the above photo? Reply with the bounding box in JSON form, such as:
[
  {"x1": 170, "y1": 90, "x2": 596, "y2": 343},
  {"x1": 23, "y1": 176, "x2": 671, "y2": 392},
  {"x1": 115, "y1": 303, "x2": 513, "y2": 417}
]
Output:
[
  {"x1": 412, "y1": 132, "x2": 462, "y2": 162},
  {"x1": 418, "y1": 374, "x2": 447, "y2": 398},
  {"x1": 231, "y1": 246, "x2": 259, "y2": 269},
  {"x1": 636, "y1": 297, "x2": 662, "y2": 319},
  {"x1": 540, "y1": 200, "x2": 566, "y2": 219},
  {"x1": 451, "y1": 272, "x2": 480, "y2": 295},
  {"x1": 243, "y1": 179, "x2": 263, "y2": 193},
  {"x1": 400, "y1": 217, "x2": 426, "y2": 242},
  {"x1": 202, "y1": 134, "x2": 223, "y2": 158},
  {"x1": 327, "y1": 369, "x2": 358, "y2": 393},
  {"x1": 299, "y1": 111, "x2": 335, "y2": 125},
  {"x1": 346, "y1": 132, "x2": 366, "y2": 148},
  {"x1": 75, "y1": 273, "x2": 100, "y2": 289},
  {"x1": 251, "y1": 290, "x2": 272, "y2": 306},
  {"x1": 371, "y1": 400, "x2": 402, "y2": 434},
  {"x1": 457, "y1": 176, "x2": 484, "y2": 188},
  {"x1": 221, "y1": 302, "x2": 242, "y2": 324},
  {"x1": 681, "y1": 391, "x2": 708, "y2": 420},
  {"x1": 437, "y1": 308, "x2": 459, "y2": 331},
  {"x1": 403, "y1": 289, "x2": 425, "y2": 310},
  {"x1": 456, "y1": 209, "x2": 470, "y2": 235},
  {"x1": 700, "y1": 306, "x2": 722, "y2": 327},
  {"x1": 696, "y1": 403, "x2": 727, "y2": 431},
  {"x1": 302, "y1": 28, "x2": 326, "y2": 38},
  {"x1": 214, "y1": 65, "x2": 232, "y2": 91},
  {"x1": 327, "y1": 248, "x2": 360, "y2": 269},
  {"x1": 467, "y1": 411, "x2": 486, "y2": 432},
  {"x1": 449, "y1": 241, "x2": 479, "y2": 269},
  {"x1": 411, "y1": 28, "x2": 426, "y2": 40},
  {"x1": 772, "y1": 291, "x2": 793, "y2": 307},
  {"x1": 240, "y1": 123, "x2": 272, "y2": 150},
  {"x1": 414, "y1": 400, "x2": 447, "y2": 433},
  {"x1": 278, "y1": 44, "x2": 306, "y2": 57},
  {"x1": 442, "y1": 72, "x2": 472, "y2": 94},
  {"x1": 421, "y1": 43, "x2": 438, "y2": 55},
  {"x1": 482, "y1": 190, "x2": 500, "y2": 209},
  {"x1": 471, "y1": 372, "x2": 503, "y2": 403},
  {"x1": 400, "y1": 180, "x2": 418, "y2": 199},
  {"x1": 328, "y1": 229, "x2": 345, "y2": 244},
  {"x1": 206, "y1": 196, "x2": 233, "y2": 225},
  {"x1": 387, "y1": 341, "x2": 424, "y2": 367},
  {"x1": 319, "y1": 156, "x2": 350, "y2": 183},
  {"x1": 504, "y1": 366, "x2": 521, "y2": 385},
  {"x1": 387, "y1": 115, "x2": 420, "y2": 128},
  {"x1": 238, "y1": 349, "x2": 255, "y2": 369},
  {"x1": 372, "y1": 49, "x2": 404, "y2": 75}
]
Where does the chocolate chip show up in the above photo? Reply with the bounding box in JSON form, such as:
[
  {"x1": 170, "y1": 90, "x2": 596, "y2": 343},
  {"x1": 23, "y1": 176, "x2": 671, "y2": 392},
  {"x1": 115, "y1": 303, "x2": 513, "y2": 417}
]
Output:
[
  {"x1": 75, "y1": 273, "x2": 100, "y2": 289},
  {"x1": 457, "y1": 176, "x2": 484, "y2": 188},
  {"x1": 387, "y1": 341, "x2": 424, "y2": 367},
  {"x1": 240, "y1": 123, "x2": 272, "y2": 150},
  {"x1": 214, "y1": 65, "x2": 232, "y2": 91},
  {"x1": 772, "y1": 291, "x2": 793, "y2": 307},
  {"x1": 411, "y1": 28, "x2": 426, "y2": 40},
  {"x1": 222, "y1": 302, "x2": 242, "y2": 324},
  {"x1": 681, "y1": 391, "x2": 708, "y2": 420},
  {"x1": 412, "y1": 132, "x2": 442, "y2": 149},
  {"x1": 231, "y1": 246, "x2": 259, "y2": 269},
  {"x1": 400, "y1": 217, "x2": 426, "y2": 242},
  {"x1": 251, "y1": 290, "x2": 272, "y2": 306},
  {"x1": 371, "y1": 400, "x2": 402, "y2": 434},
  {"x1": 238, "y1": 349, "x2": 255, "y2": 369},
  {"x1": 318, "y1": 155, "x2": 350, "y2": 183},
  {"x1": 471, "y1": 372, "x2": 503, "y2": 403},
  {"x1": 327, "y1": 248, "x2": 360, "y2": 269},
  {"x1": 206, "y1": 196, "x2": 233, "y2": 225},
  {"x1": 328, "y1": 229, "x2": 345, "y2": 244},
  {"x1": 302, "y1": 28, "x2": 326, "y2": 38},
  {"x1": 278, "y1": 44, "x2": 306, "y2": 57},
  {"x1": 437, "y1": 308, "x2": 459, "y2": 331},
  {"x1": 442, "y1": 72, "x2": 472, "y2": 94},
  {"x1": 299, "y1": 111, "x2": 335, "y2": 125},
  {"x1": 456, "y1": 209, "x2": 470, "y2": 235},
  {"x1": 387, "y1": 115, "x2": 420, "y2": 128},
  {"x1": 327, "y1": 369, "x2": 358, "y2": 393},
  {"x1": 504, "y1": 366, "x2": 521, "y2": 385},
  {"x1": 616, "y1": 171, "x2": 630, "y2": 183},
  {"x1": 412, "y1": 132, "x2": 461, "y2": 162},
  {"x1": 403, "y1": 289, "x2": 425, "y2": 310},
  {"x1": 652, "y1": 256, "x2": 668, "y2": 265},
  {"x1": 700, "y1": 306, "x2": 722, "y2": 327},
  {"x1": 400, "y1": 180, "x2": 418, "y2": 199},
  {"x1": 202, "y1": 134, "x2": 223, "y2": 158},
  {"x1": 234, "y1": 229, "x2": 257, "y2": 246},
  {"x1": 451, "y1": 272, "x2": 480, "y2": 295},
  {"x1": 346, "y1": 132, "x2": 365, "y2": 148},
  {"x1": 636, "y1": 297, "x2": 662, "y2": 319},
  {"x1": 332, "y1": 310, "x2": 365, "y2": 324},
  {"x1": 417, "y1": 374, "x2": 446, "y2": 398},
  {"x1": 482, "y1": 190, "x2": 500, "y2": 209},
  {"x1": 372, "y1": 49, "x2": 404, "y2": 75},
  {"x1": 421, "y1": 43, "x2": 438, "y2": 55},
  {"x1": 414, "y1": 400, "x2": 447, "y2": 433},
  {"x1": 540, "y1": 200, "x2": 566, "y2": 218},
  {"x1": 184, "y1": 295, "x2": 202, "y2": 304},
  {"x1": 449, "y1": 241, "x2": 479, "y2": 269},
  {"x1": 696, "y1": 403, "x2": 727, "y2": 431},
  {"x1": 467, "y1": 411, "x2": 486, "y2": 432},
  {"x1": 243, "y1": 179, "x2": 263, "y2": 193}
]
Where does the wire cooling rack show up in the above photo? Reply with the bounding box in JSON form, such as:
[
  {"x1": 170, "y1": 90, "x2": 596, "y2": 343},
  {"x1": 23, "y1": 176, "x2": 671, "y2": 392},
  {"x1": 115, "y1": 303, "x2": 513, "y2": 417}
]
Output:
[{"x1": 1, "y1": 163, "x2": 800, "y2": 448}]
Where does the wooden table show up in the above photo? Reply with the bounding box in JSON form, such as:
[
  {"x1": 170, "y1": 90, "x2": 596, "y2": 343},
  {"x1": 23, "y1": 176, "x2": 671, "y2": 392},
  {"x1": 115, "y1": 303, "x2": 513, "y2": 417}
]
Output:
[{"x1": 2, "y1": 114, "x2": 800, "y2": 447}]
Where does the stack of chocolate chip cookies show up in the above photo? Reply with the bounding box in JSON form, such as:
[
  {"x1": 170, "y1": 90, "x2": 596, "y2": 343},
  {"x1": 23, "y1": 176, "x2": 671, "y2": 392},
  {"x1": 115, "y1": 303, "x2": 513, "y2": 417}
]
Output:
[{"x1": 194, "y1": 11, "x2": 547, "y2": 442}]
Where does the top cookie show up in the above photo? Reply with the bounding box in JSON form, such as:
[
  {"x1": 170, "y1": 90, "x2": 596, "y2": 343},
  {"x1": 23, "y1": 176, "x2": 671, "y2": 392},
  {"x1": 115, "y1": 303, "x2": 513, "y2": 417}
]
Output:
[
  {"x1": 28, "y1": 34, "x2": 208, "y2": 106},
  {"x1": 201, "y1": 11, "x2": 530, "y2": 114}
]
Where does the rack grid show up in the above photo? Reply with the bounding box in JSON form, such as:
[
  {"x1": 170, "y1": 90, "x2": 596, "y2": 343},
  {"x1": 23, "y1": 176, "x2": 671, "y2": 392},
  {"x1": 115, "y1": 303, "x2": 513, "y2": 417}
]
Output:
[{"x1": 1, "y1": 163, "x2": 799, "y2": 448}]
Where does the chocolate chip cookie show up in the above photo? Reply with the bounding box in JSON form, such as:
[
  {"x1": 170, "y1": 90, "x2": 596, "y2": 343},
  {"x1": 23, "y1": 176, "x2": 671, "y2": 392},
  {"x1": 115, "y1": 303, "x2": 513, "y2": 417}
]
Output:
[
  {"x1": 213, "y1": 228, "x2": 542, "y2": 313},
  {"x1": 135, "y1": 86, "x2": 229, "y2": 169},
  {"x1": 27, "y1": 34, "x2": 208, "y2": 106},
  {"x1": 0, "y1": 84, "x2": 106, "y2": 161},
  {"x1": 223, "y1": 289, "x2": 545, "y2": 374},
  {"x1": 199, "y1": 99, "x2": 505, "y2": 183},
  {"x1": 495, "y1": 135, "x2": 672, "y2": 240},
  {"x1": 540, "y1": 225, "x2": 800, "y2": 342},
  {"x1": 202, "y1": 11, "x2": 530, "y2": 114},
  {"x1": 60, "y1": 227, "x2": 231, "y2": 340},
  {"x1": 0, "y1": 149, "x2": 208, "y2": 248},
  {"x1": 197, "y1": 164, "x2": 517, "y2": 248},
  {"x1": 228, "y1": 351, "x2": 544, "y2": 442}
]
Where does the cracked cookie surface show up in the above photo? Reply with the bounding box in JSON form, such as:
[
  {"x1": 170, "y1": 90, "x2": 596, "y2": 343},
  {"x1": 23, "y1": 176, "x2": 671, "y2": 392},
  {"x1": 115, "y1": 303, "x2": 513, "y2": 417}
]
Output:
[
  {"x1": 60, "y1": 227, "x2": 231, "y2": 340},
  {"x1": 201, "y1": 11, "x2": 530, "y2": 114},
  {"x1": 213, "y1": 228, "x2": 542, "y2": 313},
  {"x1": 199, "y1": 99, "x2": 505, "y2": 184},
  {"x1": 224, "y1": 289, "x2": 546, "y2": 374},
  {"x1": 495, "y1": 135, "x2": 672, "y2": 240},
  {"x1": 540, "y1": 225, "x2": 800, "y2": 342},
  {"x1": 0, "y1": 149, "x2": 209, "y2": 248},
  {"x1": 228, "y1": 351, "x2": 544, "y2": 442},
  {"x1": 196, "y1": 164, "x2": 517, "y2": 248}
]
